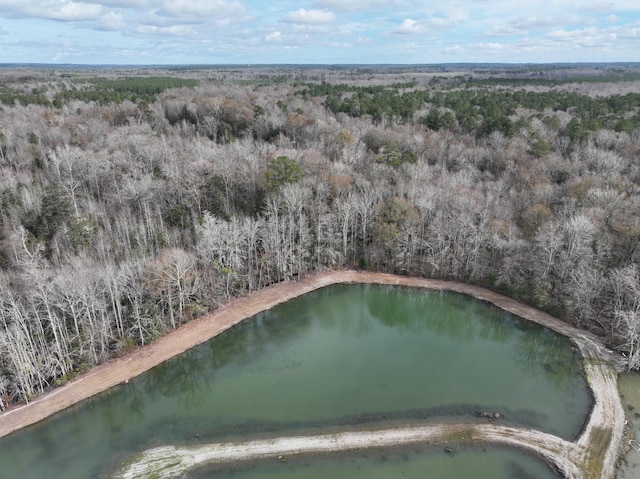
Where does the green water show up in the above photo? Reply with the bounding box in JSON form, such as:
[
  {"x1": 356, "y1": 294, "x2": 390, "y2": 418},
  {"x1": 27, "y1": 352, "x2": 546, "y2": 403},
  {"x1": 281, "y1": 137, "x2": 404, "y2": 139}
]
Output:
[{"x1": 0, "y1": 284, "x2": 591, "y2": 479}]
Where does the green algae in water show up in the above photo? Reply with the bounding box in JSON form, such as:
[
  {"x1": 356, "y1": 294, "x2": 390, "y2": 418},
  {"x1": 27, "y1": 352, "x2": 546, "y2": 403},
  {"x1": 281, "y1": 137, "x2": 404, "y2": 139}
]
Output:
[
  {"x1": 0, "y1": 284, "x2": 591, "y2": 479},
  {"x1": 187, "y1": 445, "x2": 560, "y2": 479}
]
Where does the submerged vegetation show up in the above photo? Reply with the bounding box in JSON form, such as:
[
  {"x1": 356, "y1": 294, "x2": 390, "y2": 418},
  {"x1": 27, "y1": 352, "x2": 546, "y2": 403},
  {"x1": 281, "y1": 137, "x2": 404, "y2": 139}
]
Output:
[{"x1": 0, "y1": 63, "x2": 639, "y2": 410}]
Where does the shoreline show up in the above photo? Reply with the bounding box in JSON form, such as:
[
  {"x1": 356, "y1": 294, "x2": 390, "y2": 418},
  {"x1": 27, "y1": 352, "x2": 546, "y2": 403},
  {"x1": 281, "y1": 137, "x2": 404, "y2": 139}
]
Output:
[
  {"x1": 114, "y1": 423, "x2": 582, "y2": 479},
  {"x1": 0, "y1": 271, "x2": 627, "y2": 478}
]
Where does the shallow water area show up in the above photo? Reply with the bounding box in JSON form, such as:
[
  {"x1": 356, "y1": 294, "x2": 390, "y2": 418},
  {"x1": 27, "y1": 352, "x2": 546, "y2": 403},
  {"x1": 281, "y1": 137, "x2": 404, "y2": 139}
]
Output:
[
  {"x1": 0, "y1": 284, "x2": 591, "y2": 479},
  {"x1": 186, "y1": 445, "x2": 560, "y2": 479},
  {"x1": 617, "y1": 372, "x2": 640, "y2": 478}
]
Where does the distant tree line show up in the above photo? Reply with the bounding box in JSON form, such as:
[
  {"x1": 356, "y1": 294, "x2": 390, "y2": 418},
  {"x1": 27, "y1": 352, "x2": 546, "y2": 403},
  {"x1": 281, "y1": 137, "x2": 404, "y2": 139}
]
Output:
[
  {"x1": 0, "y1": 76, "x2": 198, "y2": 108},
  {"x1": 297, "y1": 81, "x2": 640, "y2": 135}
]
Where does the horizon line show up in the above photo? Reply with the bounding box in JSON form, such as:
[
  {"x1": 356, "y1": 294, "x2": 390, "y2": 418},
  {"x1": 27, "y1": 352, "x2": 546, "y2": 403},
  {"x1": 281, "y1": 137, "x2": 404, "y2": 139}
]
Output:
[{"x1": 1, "y1": 61, "x2": 640, "y2": 69}]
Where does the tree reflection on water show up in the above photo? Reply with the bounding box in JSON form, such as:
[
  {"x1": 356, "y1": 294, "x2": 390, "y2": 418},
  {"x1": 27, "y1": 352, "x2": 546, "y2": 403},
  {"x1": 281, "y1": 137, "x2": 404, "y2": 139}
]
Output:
[{"x1": 113, "y1": 283, "x2": 590, "y2": 443}]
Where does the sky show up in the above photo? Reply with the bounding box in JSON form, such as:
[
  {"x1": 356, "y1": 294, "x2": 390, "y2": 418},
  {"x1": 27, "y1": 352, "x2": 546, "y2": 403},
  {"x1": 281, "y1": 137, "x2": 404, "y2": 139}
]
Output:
[{"x1": 0, "y1": 0, "x2": 639, "y2": 65}]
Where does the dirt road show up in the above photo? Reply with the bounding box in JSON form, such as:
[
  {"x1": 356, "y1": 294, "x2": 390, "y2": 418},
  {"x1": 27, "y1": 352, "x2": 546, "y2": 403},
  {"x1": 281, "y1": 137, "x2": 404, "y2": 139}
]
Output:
[{"x1": 0, "y1": 271, "x2": 626, "y2": 479}]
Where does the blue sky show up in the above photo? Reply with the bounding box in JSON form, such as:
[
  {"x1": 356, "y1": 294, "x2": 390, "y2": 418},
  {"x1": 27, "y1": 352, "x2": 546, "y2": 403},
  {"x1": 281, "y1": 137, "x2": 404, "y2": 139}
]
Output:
[{"x1": 0, "y1": 0, "x2": 639, "y2": 64}]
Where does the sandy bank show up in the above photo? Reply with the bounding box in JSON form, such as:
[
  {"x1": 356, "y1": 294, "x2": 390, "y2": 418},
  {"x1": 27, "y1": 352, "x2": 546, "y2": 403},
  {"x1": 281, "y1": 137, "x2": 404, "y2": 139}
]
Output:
[{"x1": 113, "y1": 423, "x2": 582, "y2": 479}]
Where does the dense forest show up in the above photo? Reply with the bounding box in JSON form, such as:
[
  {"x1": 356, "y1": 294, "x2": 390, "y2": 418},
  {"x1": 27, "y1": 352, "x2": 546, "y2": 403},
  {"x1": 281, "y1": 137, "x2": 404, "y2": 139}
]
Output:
[{"x1": 0, "y1": 64, "x2": 639, "y2": 410}]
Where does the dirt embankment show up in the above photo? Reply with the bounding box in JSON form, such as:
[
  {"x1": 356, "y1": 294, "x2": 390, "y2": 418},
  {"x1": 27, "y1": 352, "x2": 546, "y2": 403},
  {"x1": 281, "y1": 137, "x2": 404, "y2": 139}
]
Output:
[
  {"x1": 0, "y1": 271, "x2": 627, "y2": 479},
  {"x1": 114, "y1": 423, "x2": 584, "y2": 479}
]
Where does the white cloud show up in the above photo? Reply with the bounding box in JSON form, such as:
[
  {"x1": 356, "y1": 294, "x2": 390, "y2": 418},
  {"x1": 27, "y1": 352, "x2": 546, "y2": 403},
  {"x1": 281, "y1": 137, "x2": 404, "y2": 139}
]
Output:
[
  {"x1": 149, "y1": 0, "x2": 251, "y2": 27},
  {"x1": 579, "y1": 1, "x2": 614, "y2": 13},
  {"x1": 391, "y1": 17, "x2": 450, "y2": 35},
  {"x1": 155, "y1": 0, "x2": 245, "y2": 19},
  {"x1": 95, "y1": 10, "x2": 124, "y2": 30},
  {"x1": 282, "y1": 8, "x2": 335, "y2": 24},
  {"x1": 290, "y1": 23, "x2": 332, "y2": 34},
  {"x1": 312, "y1": 0, "x2": 394, "y2": 12},
  {"x1": 404, "y1": 42, "x2": 418, "y2": 53},
  {"x1": 394, "y1": 18, "x2": 424, "y2": 35},
  {"x1": 133, "y1": 23, "x2": 194, "y2": 36},
  {"x1": 51, "y1": 2, "x2": 103, "y2": 21},
  {"x1": 1, "y1": 0, "x2": 640, "y2": 64},
  {"x1": 0, "y1": 0, "x2": 250, "y2": 26},
  {"x1": 510, "y1": 22, "x2": 640, "y2": 57},
  {"x1": 443, "y1": 44, "x2": 463, "y2": 53},
  {"x1": 0, "y1": 1, "x2": 105, "y2": 21},
  {"x1": 617, "y1": 23, "x2": 640, "y2": 39},
  {"x1": 471, "y1": 41, "x2": 504, "y2": 50},
  {"x1": 96, "y1": 0, "x2": 147, "y2": 7},
  {"x1": 515, "y1": 15, "x2": 585, "y2": 29},
  {"x1": 484, "y1": 25, "x2": 527, "y2": 36}
]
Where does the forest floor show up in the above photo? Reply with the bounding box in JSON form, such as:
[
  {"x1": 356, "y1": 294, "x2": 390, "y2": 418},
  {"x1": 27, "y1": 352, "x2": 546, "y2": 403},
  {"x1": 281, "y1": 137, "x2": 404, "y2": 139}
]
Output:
[{"x1": 0, "y1": 271, "x2": 627, "y2": 479}]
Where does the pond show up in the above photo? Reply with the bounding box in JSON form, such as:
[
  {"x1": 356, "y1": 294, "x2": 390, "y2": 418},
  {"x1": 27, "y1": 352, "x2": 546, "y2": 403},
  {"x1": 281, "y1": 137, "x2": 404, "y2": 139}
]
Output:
[{"x1": 0, "y1": 284, "x2": 591, "y2": 479}]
